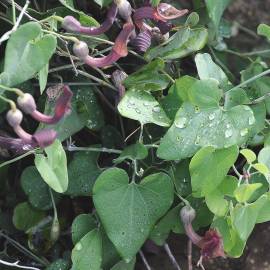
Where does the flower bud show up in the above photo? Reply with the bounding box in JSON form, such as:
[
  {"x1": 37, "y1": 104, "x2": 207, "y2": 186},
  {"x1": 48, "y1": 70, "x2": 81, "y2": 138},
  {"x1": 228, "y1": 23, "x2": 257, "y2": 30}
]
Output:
[
  {"x1": 6, "y1": 109, "x2": 23, "y2": 127},
  {"x1": 62, "y1": 16, "x2": 81, "y2": 32},
  {"x1": 17, "y1": 93, "x2": 37, "y2": 114},
  {"x1": 180, "y1": 205, "x2": 196, "y2": 225},
  {"x1": 115, "y1": 0, "x2": 132, "y2": 21},
  {"x1": 73, "y1": 41, "x2": 89, "y2": 60}
]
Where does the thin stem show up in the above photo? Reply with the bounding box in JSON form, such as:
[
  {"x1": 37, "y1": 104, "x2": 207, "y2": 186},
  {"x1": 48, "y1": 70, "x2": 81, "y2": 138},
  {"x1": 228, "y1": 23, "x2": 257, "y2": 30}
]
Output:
[
  {"x1": 0, "y1": 232, "x2": 48, "y2": 266},
  {"x1": 0, "y1": 84, "x2": 24, "y2": 96},
  {"x1": 77, "y1": 70, "x2": 118, "y2": 92},
  {"x1": 164, "y1": 243, "x2": 182, "y2": 270},
  {"x1": 232, "y1": 165, "x2": 242, "y2": 178},
  {"x1": 188, "y1": 239, "x2": 193, "y2": 270},
  {"x1": 228, "y1": 68, "x2": 270, "y2": 93},
  {"x1": 0, "y1": 0, "x2": 30, "y2": 44},
  {"x1": 42, "y1": 29, "x2": 80, "y2": 44},
  {"x1": 139, "y1": 124, "x2": 144, "y2": 143},
  {"x1": 139, "y1": 250, "x2": 152, "y2": 270},
  {"x1": 49, "y1": 189, "x2": 58, "y2": 220},
  {"x1": 249, "y1": 92, "x2": 270, "y2": 104},
  {"x1": 11, "y1": 0, "x2": 16, "y2": 25},
  {"x1": 161, "y1": 70, "x2": 175, "y2": 83},
  {"x1": 0, "y1": 94, "x2": 17, "y2": 111},
  {"x1": 67, "y1": 145, "x2": 122, "y2": 154},
  {"x1": 175, "y1": 193, "x2": 190, "y2": 207},
  {"x1": 0, "y1": 150, "x2": 35, "y2": 168},
  {"x1": 0, "y1": 259, "x2": 40, "y2": 270}
]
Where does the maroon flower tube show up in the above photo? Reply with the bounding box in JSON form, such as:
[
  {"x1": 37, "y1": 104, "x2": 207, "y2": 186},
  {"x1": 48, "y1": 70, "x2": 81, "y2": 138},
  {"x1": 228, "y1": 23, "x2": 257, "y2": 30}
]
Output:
[
  {"x1": 133, "y1": 3, "x2": 188, "y2": 28},
  {"x1": 17, "y1": 86, "x2": 73, "y2": 125},
  {"x1": 180, "y1": 205, "x2": 225, "y2": 260},
  {"x1": 62, "y1": 3, "x2": 118, "y2": 35},
  {"x1": 73, "y1": 23, "x2": 134, "y2": 68}
]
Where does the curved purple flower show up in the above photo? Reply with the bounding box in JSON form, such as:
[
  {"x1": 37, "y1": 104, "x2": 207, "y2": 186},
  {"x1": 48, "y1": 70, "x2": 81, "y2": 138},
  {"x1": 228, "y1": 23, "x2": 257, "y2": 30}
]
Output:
[
  {"x1": 133, "y1": 3, "x2": 188, "y2": 29},
  {"x1": 73, "y1": 23, "x2": 134, "y2": 68},
  {"x1": 17, "y1": 86, "x2": 73, "y2": 125},
  {"x1": 130, "y1": 29, "x2": 152, "y2": 52},
  {"x1": 180, "y1": 206, "x2": 225, "y2": 260},
  {"x1": 62, "y1": 3, "x2": 117, "y2": 35}
]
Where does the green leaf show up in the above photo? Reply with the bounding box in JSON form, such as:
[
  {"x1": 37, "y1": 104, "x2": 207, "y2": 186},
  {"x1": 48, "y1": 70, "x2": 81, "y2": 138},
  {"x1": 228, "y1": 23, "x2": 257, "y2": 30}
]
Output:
[
  {"x1": 234, "y1": 183, "x2": 262, "y2": 203},
  {"x1": 252, "y1": 163, "x2": 269, "y2": 175},
  {"x1": 190, "y1": 145, "x2": 238, "y2": 197},
  {"x1": 39, "y1": 64, "x2": 48, "y2": 94},
  {"x1": 258, "y1": 147, "x2": 270, "y2": 170},
  {"x1": 257, "y1": 24, "x2": 270, "y2": 40},
  {"x1": 185, "y1": 12, "x2": 200, "y2": 27},
  {"x1": 67, "y1": 151, "x2": 102, "y2": 196},
  {"x1": 72, "y1": 214, "x2": 97, "y2": 244},
  {"x1": 205, "y1": 0, "x2": 231, "y2": 32},
  {"x1": 124, "y1": 59, "x2": 170, "y2": 92},
  {"x1": 2, "y1": 22, "x2": 56, "y2": 87},
  {"x1": 46, "y1": 259, "x2": 70, "y2": 270},
  {"x1": 232, "y1": 195, "x2": 267, "y2": 241},
  {"x1": 150, "y1": 0, "x2": 160, "y2": 7},
  {"x1": 118, "y1": 89, "x2": 171, "y2": 127},
  {"x1": 145, "y1": 27, "x2": 208, "y2": 61},
  {"x1": 13, "y1": 202, "x2": 44, "y2": 232},
  {"x1": 114, "y1": 142, "x2": 148, "y2": 164},
  {"x1": 59, "y1": 0, "x2": 75, "y2": 10},
  {"x1": 240, "y1": 149, "x2": 256, "y2": 164},
  {"x1": 161, "y1": 76, "x2": 197, "y2": 119},
  {"x1": 111, "y1": 258, "x2": 136, "y2": 270},
  {"x1": 21, "y1": 166, "x2": 60, "y2": 210},
  {"x1": 93, "y1": 168, "x2": 174, "y2": 261},
  {"x1": 157, "y1": 102, "x2": 254, "y2": 160},
  {"x1": 195, "y1": 53, "x2": 230, "y2": 89},
  {"x1": 34, "y1": 140, "x2": 68, "y2": 193},
  {"x1": 76, "y1": 86, "x2": 105, "y2": 131},
  {"x1": 188, "y1": 79, "x2": 222, "y2": 108},
  {"x1": 205, "y1": 190, "x2": 228, "y2": 216},
  {"x1": 224, "y1": 88, "x2": 250, "y2": 109},
  {"x1": 256, "y1": 193, "x2": 270, "y2": 223},
  {"x1": 150, "y1": 204, "x2": 184, "y2": 245},
  {"x1": 71, "y1": 229, "x2": 102, "y2": 270}
]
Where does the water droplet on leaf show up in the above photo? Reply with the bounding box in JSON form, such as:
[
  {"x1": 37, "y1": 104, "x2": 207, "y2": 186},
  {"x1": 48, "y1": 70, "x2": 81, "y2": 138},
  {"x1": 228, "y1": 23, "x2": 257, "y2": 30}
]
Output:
[
  {"x1": 208, "y1": 113, "x2": 215, "y2": 120},
  {"x1": 240, "y1": 128, "x2": 248, "y2": 136},
  {"x1": 175, "y1": 117, "x2": 187, "y2": 128},
  {"x1": 225, "y1": 129, "x2": 233, "y2": 138}
]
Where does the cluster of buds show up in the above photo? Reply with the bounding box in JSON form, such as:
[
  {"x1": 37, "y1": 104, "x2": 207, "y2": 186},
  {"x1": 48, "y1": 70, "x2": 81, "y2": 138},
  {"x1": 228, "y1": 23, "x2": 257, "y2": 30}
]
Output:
[
  {"x1": 180, "y1": 205, "x2": 225, "y2": 261},
  {"x1": 3, "y1": 85, "x2": 73, "y2": 153},
  {"x1": 61, "y1": 0, "x2": 188, "y2": 65}
]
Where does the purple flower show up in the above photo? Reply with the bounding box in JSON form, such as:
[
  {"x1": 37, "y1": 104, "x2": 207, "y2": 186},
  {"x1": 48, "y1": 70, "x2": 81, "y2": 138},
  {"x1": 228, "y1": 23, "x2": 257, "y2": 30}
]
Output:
[
  {"x1": 62, "y1": 3, "x2": 117, "y2": 35},
  {"x1": 133, "y1": 3, "x2": 188, "y2": 29},
  {"x1": 73, "y1": 23, "x2": 134, "y2": 67},
  {"x1": 17, "y1": 86, "x2": 73, "y2": 125},
  {"x1": 180, "y1": 206, "x2": 225, "y2": 260}
]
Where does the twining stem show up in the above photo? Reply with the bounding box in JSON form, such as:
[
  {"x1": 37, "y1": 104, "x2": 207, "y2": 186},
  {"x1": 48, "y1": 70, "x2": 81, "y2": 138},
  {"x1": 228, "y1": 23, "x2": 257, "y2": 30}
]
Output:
[
  {"x1": 0, "y1": 94, "x2": 17, "y2": 111},
  {"x1": 0, "y1": 150, "x2": 35, "y2": 168},
  {"x1": 139, "y1": 250, "x2": 152, "y2": 270},
  {"x1": 0, "y1": 231, "x2": 48, "y2": 266},
  {"x1": 228, "y1": 68, "x2": 270, "y2": 92},
  {"x1": 42, "y1": 29, "x2": 80, "y2": 44},
  {"x1": 0, "y1": 259, "x2": 40, "y2": 270},
  {"x1": 164, "y1": 243, "x2": 182, "y2": 270},
  {"x1": 11, "y1": 0, "x2": 16, "y2": 25},
  {"x1": 188, "y1": 240, "x2": 193, "y2": 270},
  {"x1": 0, "y1": 84, "x2": 24, "y2": 96},
  {"x1": 67, "y1": 145, "x2": 122, "y2": 154}
]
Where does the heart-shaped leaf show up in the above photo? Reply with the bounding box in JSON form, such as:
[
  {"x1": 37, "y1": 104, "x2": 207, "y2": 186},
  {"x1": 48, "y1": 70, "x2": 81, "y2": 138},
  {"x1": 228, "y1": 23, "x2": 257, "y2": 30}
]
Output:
[
  {"x1": 123, "y1": 59, "x2": 170, "y2": 92},
  {"x1": 157, "y1": 102, "x2": 255, "y2": 160},
  {"x1": 1, "y1": 22, "x2": 56, "y2": 87},
  {"x1": 71, "y1": 229, "x2": 102, "y2": 270},
  {"x1": 118, "y1": 89, "x2": 171, "y2": 127},
  {"x1": 21, "y1": 166, "x2": 61, "y2": 210},
  {"x1": 93, "y1": 168, "x2": 174, "y2": 261},
  {"x1": 145, "y1": 27, "x2": 208, "y2": 61},
  {"x1": 35, "y1": 140, "x2": 68, "y2": 193},
  {"x1": 66, "y1": 151, "x2": 102, "y2": 196}
]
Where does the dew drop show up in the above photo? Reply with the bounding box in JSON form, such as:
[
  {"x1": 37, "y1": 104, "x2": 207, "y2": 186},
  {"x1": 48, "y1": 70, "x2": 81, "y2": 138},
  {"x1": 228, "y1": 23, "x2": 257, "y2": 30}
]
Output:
[
  {"x1": 208, "y1": 113, "x2": 215, "y2": 120},
  {"x1": 240, "y1": 128, "x2": 248, "y2": 137},
  {"x1": 195, "y1": 106, "x2": 200, "y2": 113},
  {"x1": 195, "y1": 136, "x2": 200, "y2": 145},
  {"x1": 143, "y1": 102, "x2": 150, "y2": 107},
  {"x1": 226, "y1": 124, "x2": 231, "y2": 129},
  {"x1": 176, "y1": 136, "x2": 181, "y2": 142},
  {"x1": 225, "y1": 129, "x2": 233, "y2": 138},
  {"x1": 135, "y1": 108, "x2": 141, "y2": 114},
  {"x1": 248, "y1": 116, "x2": 255, "y2": 125},
  {"x1": 75, "y1": 243, "x2": 82, "y2": 251},
  {"x1": 152, "y1": 106, "x2": 161, "y2": 113},
  {"x1": 129, "y1": 99, "x2": 135, "y2": 106},
  {"x1": 175, "y1": 117, "x2": 187, "y2": 128}
]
